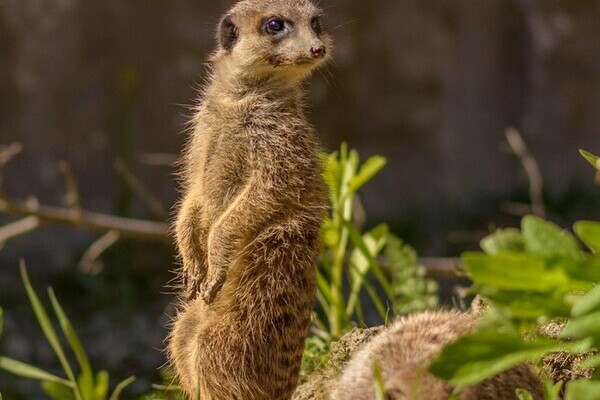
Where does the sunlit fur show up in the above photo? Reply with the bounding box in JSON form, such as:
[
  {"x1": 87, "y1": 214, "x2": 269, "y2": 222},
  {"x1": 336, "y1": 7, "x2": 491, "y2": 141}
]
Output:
[
  {"x1": 167, "y1": 0, "x2": 331, "y2": 399},
  {"x1": 334, "y1": 310, "x2": 544, "y2": 400}
]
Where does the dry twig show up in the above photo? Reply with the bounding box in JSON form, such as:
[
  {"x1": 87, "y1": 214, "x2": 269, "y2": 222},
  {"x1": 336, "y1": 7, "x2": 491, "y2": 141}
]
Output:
[
  {"x1": 0, "y1": 216, "x2": 40, "y2": 248},
  {"x1": 505, "y1": 127, "x2": 545, "y2": 218},
  {"x1": 0, "y1": 143, "x2": 23, "y2": 167},
  {"x1": 0, "y1": 193, "x2": 169, "y2": 242},
  {"x1": 79, "y1": 230, "x2": 121, "y2": 274},
  {"x1": 114, "y1": 159, "x2": 168, "y2": 219}
]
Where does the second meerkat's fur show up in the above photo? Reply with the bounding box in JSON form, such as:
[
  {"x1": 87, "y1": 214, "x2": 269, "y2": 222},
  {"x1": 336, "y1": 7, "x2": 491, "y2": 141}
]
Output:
[
  {"x1": 168, "y1": 0, "x2": 331, "y2": 399},
  {"x1": 333, "y1": 310, "x2": 544, "y2": 400}
]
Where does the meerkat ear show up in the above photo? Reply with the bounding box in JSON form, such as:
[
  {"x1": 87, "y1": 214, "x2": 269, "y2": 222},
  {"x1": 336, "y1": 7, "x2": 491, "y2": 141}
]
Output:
[{"x1": 218, "y1": 14, "x2": 239, "y2": 51}]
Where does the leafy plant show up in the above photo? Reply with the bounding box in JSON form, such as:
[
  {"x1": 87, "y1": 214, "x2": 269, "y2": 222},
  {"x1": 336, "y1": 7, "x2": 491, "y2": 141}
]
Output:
[
  {"x1": 429, "y1": 214, "x2": 600, "y2": 398},
  {"x1": 314, "y1": 144, "x2": 439, "y2": 341},
  {"x1": 386, "y1": 235, "x2": 439, "y2": 315},
  {"x1": 0, "y1": 262, "x2": 134, "y2": 400}
]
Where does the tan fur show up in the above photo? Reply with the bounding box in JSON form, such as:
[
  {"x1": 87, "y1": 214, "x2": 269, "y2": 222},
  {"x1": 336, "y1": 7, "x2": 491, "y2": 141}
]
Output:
[
  {"x1": 333, "y1": 310, "x2": 544, "y2": 400},
  {"x1": 168, "y1": 0, "x2": 331, "y2": 399}
]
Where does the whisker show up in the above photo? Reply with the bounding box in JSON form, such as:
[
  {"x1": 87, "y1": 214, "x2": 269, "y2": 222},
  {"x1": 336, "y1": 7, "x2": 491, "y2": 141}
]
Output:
[{"x1": 332, "y1": 18, "x2": 361, "y2": 31}]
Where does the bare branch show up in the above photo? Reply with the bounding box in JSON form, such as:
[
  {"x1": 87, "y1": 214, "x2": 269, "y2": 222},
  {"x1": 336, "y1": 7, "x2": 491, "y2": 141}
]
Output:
[
  {"x1": 0, "y1": 143, "x2": 23, "y2": 167},
  {"x1": 0, "y1": 194, "x2": 169, "y2": 242},
  {"x1": 79, "y1": 230, "x2": 121, "y2": 274},
  {"x1": 0, "y1": 216, "x2": 40, "y2": 245},
  {"x1": 114, "y1": 159, "x2": 168, "y2": 219},
  {"x1": 505, "y1": 127, "x2": 545, "y2": 218},
  {"x1": 58, "y1": 160, "x2": 82, "y2": 214}
]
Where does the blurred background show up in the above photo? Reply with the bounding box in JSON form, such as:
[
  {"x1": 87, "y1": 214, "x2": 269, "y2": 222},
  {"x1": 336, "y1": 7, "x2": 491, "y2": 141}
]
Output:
[{"x1": 1, "y1": 0, "x2": 599, "y2": 398}]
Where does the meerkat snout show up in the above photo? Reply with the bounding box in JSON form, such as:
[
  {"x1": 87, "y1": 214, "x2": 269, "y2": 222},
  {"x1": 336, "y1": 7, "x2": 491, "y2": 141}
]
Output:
[{"x1": 310, "y1": 44, "x2": 326, "y2": 58}]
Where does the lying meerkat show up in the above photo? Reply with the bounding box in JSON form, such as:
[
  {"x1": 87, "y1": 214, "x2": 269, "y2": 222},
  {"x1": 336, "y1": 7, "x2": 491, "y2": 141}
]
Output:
[{"x1": 334, "y1": 310, "x2": 544, "y2": 400}]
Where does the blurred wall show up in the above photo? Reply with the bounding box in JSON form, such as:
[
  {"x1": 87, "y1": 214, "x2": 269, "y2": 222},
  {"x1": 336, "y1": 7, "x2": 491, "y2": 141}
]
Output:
[{"x1": 1, "y1": 0, "x2": 600, "y2": 256}]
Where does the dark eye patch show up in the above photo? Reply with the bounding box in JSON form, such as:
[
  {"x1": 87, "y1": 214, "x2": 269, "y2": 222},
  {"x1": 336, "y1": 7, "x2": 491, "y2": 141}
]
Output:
[{"x1": 310, "y1": 16, "x2": 322, "y2": 35}]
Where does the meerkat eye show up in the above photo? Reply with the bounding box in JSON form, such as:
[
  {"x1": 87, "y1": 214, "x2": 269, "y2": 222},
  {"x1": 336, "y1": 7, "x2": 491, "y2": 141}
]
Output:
[
  {"x1": 264, "y1": 17, "x2": 286, "y2": 35},
  {"x1": 311, "y1": 16, "x2": 322, "y2": 35}
]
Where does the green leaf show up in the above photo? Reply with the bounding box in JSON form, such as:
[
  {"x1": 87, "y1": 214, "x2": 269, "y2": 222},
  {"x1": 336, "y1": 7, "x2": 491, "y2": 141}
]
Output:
[
  {"x1": 475, "y1": 287, "x2": 571, "y2": 319},
  {"x1": 19, "y1": 262, "x2": 79, "y2": 393},
  {"x1": 581, "y1": 353, "x2": 600, "y2": 369},
  {"x1": 108, "y1": 376, "x2": 135, "y2": 400},
  {"x1": 42, "y1": 380, "x2": 77, "y2": 400},
  {"x1": 580, "y1": 150, "x2": 599, "y2": 169},
  {"x1": 48, "y1": 288, "x2": 94, "y2": 398},
  {"x1": 543, "y1": 381, "x2": 563, "y2": 400},
  {"x1": 480, "y1": 229, "x2": 525, "y2": 255},
  {"x1": 572, "y1": 285, "x2": 600, "y2": 317},
  {"x1": 516, "y1": 388, "x2": 534, "y2": 400},
  {"x1": 561, "y1": 310, "x2": 600, "y2": 340},
  {"x1": 462, "y1": 252, "x2": 570, "y2": 292},
  {"x1": 574, "y1": 221, "x2": 600, "y2": 254},
  {"x1": 429, "y1": 330, "x2": 590, "y2": 387},
  {"x1": 522, "y1": 216, "x2": 581, "y2": 259},
  {"x1": 565, "y1": 379, "x2": 600, "y2": 400},
  {"x1": 94, "y1": 371, "x2": 109, "y2": 400},
  {"x1": 372, "y1": 360, "x2": 386, "y2": 400},
  {"x1": 0, "y1": 356, "x2": 72, "y2": 387},
  {"x1": 348, "y1": 155, "x2": 386, "y2": 193},
  {"x1": 561, "y1": 257, "x2": 600, "y2": 284}
]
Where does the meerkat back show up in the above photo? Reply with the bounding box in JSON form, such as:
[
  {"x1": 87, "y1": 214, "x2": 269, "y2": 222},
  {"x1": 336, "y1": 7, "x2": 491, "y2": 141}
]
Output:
[
  {"x1": 168, "y1": 0, "x2": 332, "y2": 399},
  {"x1": 333, "y1": 310, "x2": 544, "y2": 400}
]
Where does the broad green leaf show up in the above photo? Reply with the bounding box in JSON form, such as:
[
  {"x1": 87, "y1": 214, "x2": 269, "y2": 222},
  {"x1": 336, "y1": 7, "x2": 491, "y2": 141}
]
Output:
[
  {"x1": 522, "y1": 216, "x2": 581, "y2": 259},
  {"x1": 516, "y1": 389, "x2": 534, "y2": 400},
  {"x1": 462, "y1": 252, "x2": 570, "y2": 292},
  {"x1": 42, "y1": 380, "x2": 77, "y2": 400},
  {"x1": 429, "y1": 330, "x2": 590, "y2": 387},
  {"x1": 0, "y1": 356, "x2": 72, "y2": 387},
  {"x1": 94, "y1": 370, "x2": 110, "y2": 400},
  {"x1": 475, "y1": 287, "x2": 571, "y2": 319},
  {"x1": 561, "y1": 310, "x2": 600, "y2": 340},
  {"x1": 48, "y1": 288, "x2": 94, "y2": 398},
  {"x1": 580, "y1": 150, "x2": 599, "y2": 169},
  {"x1": 20, "y1": 262, "x2": 79, "y2": 391},
  {"x1": 348, "y1": 155, "x2": 387, "y2": 193},
  {"x1": 543, "y1": 381, "x2": 563, "y2": 400},
  {"x1": 561, "y1": 257, "x2": 600, "y2": 284},
  {"x1": 581, "y1": 353, "x2": 600, "y2": 369},
  {"x1": 480, "y1": 229, "x2": 525, "y2": 255},
  {"x1": 574, "y1": 221, "x2": 600, "y2": 254},
  {"x1": 565, "y1": 379, "x2": 600, "y2": 400},
  {"x1": 108, "y1": 376, "x2": 135, "y2": 400},
  {"x1": 570, "y1": 284, "x2": 600, "y2": 317}
]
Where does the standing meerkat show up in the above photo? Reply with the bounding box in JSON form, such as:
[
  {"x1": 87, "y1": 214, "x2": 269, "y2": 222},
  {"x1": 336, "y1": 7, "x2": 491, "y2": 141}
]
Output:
[
  {"x1": 168, "y1": 0, "x2": 331, "y2": 399},
  {"x1": 334, "y1": 310, "x2": 544, "y2": 400}
]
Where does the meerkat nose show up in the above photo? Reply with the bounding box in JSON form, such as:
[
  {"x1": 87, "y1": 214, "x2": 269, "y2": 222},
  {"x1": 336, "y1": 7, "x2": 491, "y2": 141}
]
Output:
[{"x1": 310, "y1": 45, "x2": 326, "y2": 58}]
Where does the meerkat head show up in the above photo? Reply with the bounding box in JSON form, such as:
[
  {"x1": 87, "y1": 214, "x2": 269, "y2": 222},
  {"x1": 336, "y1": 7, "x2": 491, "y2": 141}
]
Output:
[{"x1": 212, "y1": 0, "x2": 332, "y2": 85}]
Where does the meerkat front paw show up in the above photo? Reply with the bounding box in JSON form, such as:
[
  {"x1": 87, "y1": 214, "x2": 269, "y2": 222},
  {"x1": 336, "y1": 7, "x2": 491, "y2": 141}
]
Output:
[
  {"x1": 183, "y1": 258, "x2": 207, "y2": 301},
  {"x1": 199, "y1": 272, "x2": 226, "y2": 304}
]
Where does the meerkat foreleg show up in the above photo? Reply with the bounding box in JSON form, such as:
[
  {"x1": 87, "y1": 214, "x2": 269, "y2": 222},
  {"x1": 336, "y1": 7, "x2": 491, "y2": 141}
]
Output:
[
  {"x1": 201, "y1": 173, "x2": 280, "y2": 303},
  {"x1": 175, "y1": 195, "x2": 208, "y2": 301}
]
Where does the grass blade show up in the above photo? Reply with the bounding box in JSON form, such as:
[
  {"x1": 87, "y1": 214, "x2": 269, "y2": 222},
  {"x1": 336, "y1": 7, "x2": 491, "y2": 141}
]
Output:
[
  {"x1": 108, "y1": 376, "x2": 135, "y2": 400},
  {"x1": 580, "y1": 149, "x2": 599, "y2": 168},
  {"x1": 48, "y1": 288, "x2": 94, "y2": 398},
  {"x1": 0, "y1": 356, "x2": 73, "y2": 387},
  {"x1": 19, "y1": 261, "x2": 82, "y2": 400}
]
